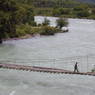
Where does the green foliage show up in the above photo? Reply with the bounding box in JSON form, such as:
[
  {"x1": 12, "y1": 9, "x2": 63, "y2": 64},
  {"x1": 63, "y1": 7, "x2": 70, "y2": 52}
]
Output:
[
  {"x1": 89, "y1": 15, "x2": 95, "y2": 19},
  {"x1": 16, "y1": 24, "x2": 42, "y2": 36},
  {"x1": 56, "y1": 17, "x2": 68, "y2": 29},
  {"x1": 75, "y1": 10, "x2": 90, "y2": 17},
  {"x1": 92, "y1": 69, "x2": 95, "y2": 72},
  {"x1": 73, "y1": 4, "x2": 89, "y2": 11},
  {"x1": 16, "y1": 24, "x2": 32, "y2": 36},
  {"x1": 15, "y1": 0, "x2": 95, "y2": 19},
  {"x1": 52, "y1": 8, "x2": 61, "y2": 16},
  {"x1": 73, "y1": 4, "x2": 90, "y2": 18},
  {"x1": 91, "y1": 8, "x2": 95, "y2": 14},
  {"x1": 21, "y1": 5, "x2": 34, "y2": 25},
  {"x1": 59, "y1": 8, "x2": 71, "y2": 15},
  {"x1": 16, "y1": 24, "x2": 68, "y2": 37},
  {"x1": 40, "y1": 26, "x2": 59, "y2": 35},
  {"x1": 91, "y1": 66, "x2": 95, "y2": 72},
  {"x1": 0, "y1": 0, "x2": 18, "y2": 42},
  {"x1": 34, "y1": 8, "x2": 53, "y2": 16},
  {"x1": 52, "y1": 8, "x2": 71, "y2": 16},
  {"x1": 1, "y1": 0, "x2": 95, "y2": 43},
  {"x1": 42, "y1": 18, "x2": 50, "y2": 26},
  {"x1": 0, "y1": 0, "x2": 36, "y2": 43}
]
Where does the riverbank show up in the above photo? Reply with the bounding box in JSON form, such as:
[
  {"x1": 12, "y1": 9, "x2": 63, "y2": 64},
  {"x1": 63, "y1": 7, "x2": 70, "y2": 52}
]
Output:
[
  {"x1": 35, "y1": 15, "x2": 95, "y2": 21},
  {"x1": 34, "y1": 7, "x2": 95, "y2": 20},
  {"x1": 3, "y1": 34, "x2": 34, "y2": 41},
  {"x1": 2, "y1": 27, "x2": 68, "y2": 42},
  {"x1": 1, "y1": 16, "x2": 68, "y2": 42}
]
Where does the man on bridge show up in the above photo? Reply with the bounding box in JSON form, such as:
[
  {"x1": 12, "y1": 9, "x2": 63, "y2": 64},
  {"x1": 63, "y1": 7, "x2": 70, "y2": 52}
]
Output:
[{"x1": 74, "y1": 62, "x2": 79, "y2": 73}]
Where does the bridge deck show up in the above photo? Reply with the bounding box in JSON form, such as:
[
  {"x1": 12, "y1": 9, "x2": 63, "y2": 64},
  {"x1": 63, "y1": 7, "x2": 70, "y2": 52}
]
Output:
[{"x1": 0, "y1": 63, "x2": 95, "y2": 76}]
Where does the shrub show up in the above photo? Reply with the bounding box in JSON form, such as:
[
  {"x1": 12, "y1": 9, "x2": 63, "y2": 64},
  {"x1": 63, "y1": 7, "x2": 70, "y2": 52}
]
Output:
[
  {"x1": 16, "y1": 24, "x2": 42, "y2": 37},
  {"x1": 52, "y1": 8, "x2": 61, "y2": 16},
  {"x1": 31, "y1": 27, "x2": 42, "y2": 34},
  {"x1": 75, "y1": 10, "x2": 90, "y2": 18},
  {"x1": 40, "y1": 26, "x2": 59, "y2": 35},
  {"x1": 89, "y1": 15, "x2": 95, "y2": 19},
  {"x1": 56, "y1": 17, "x2": 68, "y2": 29},
  {"x1": 42, "y1": 18, "x2": 50, "y2": 26},
  {"x1": 16, "y1": 24, "x2": 32, "y2": 36},
  {"x1": 29, "y1": 21, "x2": 37, "y2": 26}
]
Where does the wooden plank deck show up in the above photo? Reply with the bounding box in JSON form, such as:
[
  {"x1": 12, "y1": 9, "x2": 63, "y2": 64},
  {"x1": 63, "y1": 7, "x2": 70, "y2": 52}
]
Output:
[{"x1": 0, "y1": 63, "x2": 95, "y2": 76}]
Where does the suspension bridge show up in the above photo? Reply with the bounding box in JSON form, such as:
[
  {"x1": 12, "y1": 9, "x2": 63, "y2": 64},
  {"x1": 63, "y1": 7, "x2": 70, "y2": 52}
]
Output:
[
  {"x1": 0, "y1": 63, "x2": 95, "y2": 76},
  {"x1": 0, "y1": 55, "x2": 95, "y2": 76}
]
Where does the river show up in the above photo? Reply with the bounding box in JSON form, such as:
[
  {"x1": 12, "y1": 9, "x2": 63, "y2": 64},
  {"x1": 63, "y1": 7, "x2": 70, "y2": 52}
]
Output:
[{"x1": 0, "y1": 16, "x2": 95, "y2": 95}]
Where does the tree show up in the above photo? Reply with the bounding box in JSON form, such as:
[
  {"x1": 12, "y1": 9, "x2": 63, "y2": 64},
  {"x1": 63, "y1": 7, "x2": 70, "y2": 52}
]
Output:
[
  {"x1": 0, "y1": 0, "x2": 18, "y2": 43},
  {"x1": 58, "y1": 8, "x2": 70, "y2": 15},
  {"x1": 21, "y1": 5, "x2": 35, "y2": 25},
  {"x1": 75, "y1": 10, "x2": 90, "y2": 17},
  {"x1": 14, "y1": 4, "x2": 36, "y2": 25},
  {"x1": 42, "y1": 18, "x2": 50, "y2": 26},
  {"x1": 0, "y1": 0, "x2": 35, "y2": 43},
  {"x1": 52, "y1": 8, "x2": 61, "y2": 16},
  {"x1": 56, "y1": 17, "x2": 68, "y2": 29},
  {"x1": 91, "y1": 8, "x2": 95, "y2": 14},
  {"x1": 73, "y1": 4, "x2": 90, "y2": 18}
]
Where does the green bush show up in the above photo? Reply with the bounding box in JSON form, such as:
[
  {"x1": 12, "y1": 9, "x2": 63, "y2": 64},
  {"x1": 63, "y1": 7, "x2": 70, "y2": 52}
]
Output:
[
  {"x1": 88, "y1": 15, "x2": 95, "y2": 19},
  {"x1": 56, "y1": 17, "x2": 68, "y2": 29},
  {"x1": 52, "y1": 8, "x2": 61, "y2": 16},
  {"x1": 16, "y1": 24, "x2": 32, "y2": 36},
  {"x1": 42, "y1": 18, "x2": 50, "y2": 26},
  {"x1": 92, "y1": 69, "x2": 95, "y2": 72},
  {"x1": 75, "y1": 10, "x2": 90, "y2": 18},
  {"x1": 29, "y1": 21, "x2": 37, "y2": 26},
  {"x1": 15, "y1": 22, "x2": 68, "y2": 38},
  {"x1": 40, "y1": 26, "x2": 59, "y2": 35},
  {"x1": 31, "y1": 27, "x2": 42, "y2": 34},
  {"x1": 16, "y1": 24, "x2": 42, "y2": 37}
]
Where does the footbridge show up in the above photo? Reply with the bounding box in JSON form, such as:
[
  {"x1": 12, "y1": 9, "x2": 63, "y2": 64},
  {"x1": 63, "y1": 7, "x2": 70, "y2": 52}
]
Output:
[
  {"x1": 0, "y1": 55, "x2": 95, "y2": 76},
  {"x1": 0, "y1": 63, "x2": 95, "y2": 76}
]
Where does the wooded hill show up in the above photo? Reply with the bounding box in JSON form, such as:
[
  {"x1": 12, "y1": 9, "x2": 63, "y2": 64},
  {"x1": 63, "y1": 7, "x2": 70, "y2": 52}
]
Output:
[
  {"x1": 0, "y1": 0, "x2": 95, "y2": 44},
  {"x1": 15, "y1": 0, "x2": 95, "y2": 18},
  {"x1": 76, "y1": 0, "x2": 95, "y2": 4}
]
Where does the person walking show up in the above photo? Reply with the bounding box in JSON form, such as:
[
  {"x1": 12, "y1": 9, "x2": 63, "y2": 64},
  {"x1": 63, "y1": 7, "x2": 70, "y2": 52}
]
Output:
[{"x1": 74, "y1": 62, "x2": 79, "y2": 72}]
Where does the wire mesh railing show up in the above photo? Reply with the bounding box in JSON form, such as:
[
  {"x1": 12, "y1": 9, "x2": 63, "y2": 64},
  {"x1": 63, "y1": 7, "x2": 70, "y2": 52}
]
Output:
[{"x1": 0, "y1": 55, "x2": 95, "y2": 72}]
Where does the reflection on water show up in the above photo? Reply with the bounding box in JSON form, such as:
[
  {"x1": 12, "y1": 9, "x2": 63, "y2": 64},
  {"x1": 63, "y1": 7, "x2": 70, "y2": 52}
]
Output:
[{"x1": 0, "y1": 16, "x2": 95, "y2": 95}]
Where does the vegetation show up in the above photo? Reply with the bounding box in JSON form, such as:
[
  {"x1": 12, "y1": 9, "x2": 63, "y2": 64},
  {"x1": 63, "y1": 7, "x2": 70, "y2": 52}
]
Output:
[
  {"x1": 56, "y1": 17, "x2": 68, "y2": 29},
  {"x1": 14, "y1": 0, "x2": 95, "y2": 19},
  {"x1": 1, "y1": 0, "x2": 95, "y2": 43},
  {"x1": 0, "y1": 0, "x2": 18, "y2": 43},
  {"x1": 0, "y1": 0, "x2": 35, "y2": 43},
  {"x1": 16, "y1": 23, "x2": 68, "y2": 37},
  {"x1": 42, "y1": 18, "x2": 50, "y2": 26},
  {"x1": 40, "y1": 26, "x2": 59, "y2": 35},
  {"x1": 91, "y1": 65, "x2": 95, "y2": 72}
]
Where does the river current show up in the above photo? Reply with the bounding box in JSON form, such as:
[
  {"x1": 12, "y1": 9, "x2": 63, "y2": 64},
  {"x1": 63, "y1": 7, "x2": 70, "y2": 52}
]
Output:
[{"x1": 0, "y1": 16, "x2": 95, "y2": 95}]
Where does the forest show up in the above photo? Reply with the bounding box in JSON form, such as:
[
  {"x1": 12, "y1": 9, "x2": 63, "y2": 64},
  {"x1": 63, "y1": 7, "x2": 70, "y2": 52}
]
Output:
[
  {"x1": 0, "y1": 0, "x2": 95, "y2": 43},
  {"x1": 7, "y1": 0, "x2": 95, "y2": 19}
]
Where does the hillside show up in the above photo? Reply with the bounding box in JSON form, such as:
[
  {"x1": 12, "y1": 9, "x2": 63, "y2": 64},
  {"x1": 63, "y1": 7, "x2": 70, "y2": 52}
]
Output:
[
  {"x1": 15, "y1": 0, "x2": 95, "y2": 19},
  {"x1": 77, "y1": 0, "x2": 95, "y2": 3}
]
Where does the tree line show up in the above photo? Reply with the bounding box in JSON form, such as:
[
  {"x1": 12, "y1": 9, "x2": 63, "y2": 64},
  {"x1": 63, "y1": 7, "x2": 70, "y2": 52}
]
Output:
[
  {"x1": 16, "y1": 0, "x2": 95, "y2": 19},
  {"x1": 1, "y1": 0, "x2": 95, "y2": 43},
  {"x1": 0, "y1": 0, "x2": 35, "y2": 43},
  {"x1": 0, "y1": 0, "x2": 69, "y2": 44}
]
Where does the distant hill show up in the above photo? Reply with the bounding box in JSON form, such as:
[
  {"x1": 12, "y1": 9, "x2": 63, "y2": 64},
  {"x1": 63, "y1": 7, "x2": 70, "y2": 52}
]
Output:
[{"x1": 76, "y1": 0, "x2": 95, "y2": 3}]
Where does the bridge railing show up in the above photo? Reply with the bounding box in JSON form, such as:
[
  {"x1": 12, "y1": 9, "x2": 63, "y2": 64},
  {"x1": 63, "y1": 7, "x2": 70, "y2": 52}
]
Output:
[{"x1": 0, "y1": 55, "x2": 95, "y2": 72}]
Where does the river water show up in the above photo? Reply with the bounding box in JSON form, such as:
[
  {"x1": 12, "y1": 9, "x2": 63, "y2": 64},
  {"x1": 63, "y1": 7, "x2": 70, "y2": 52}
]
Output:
[{"x1": 0, "y1": 16, "x2": 95, "y2": 95}]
